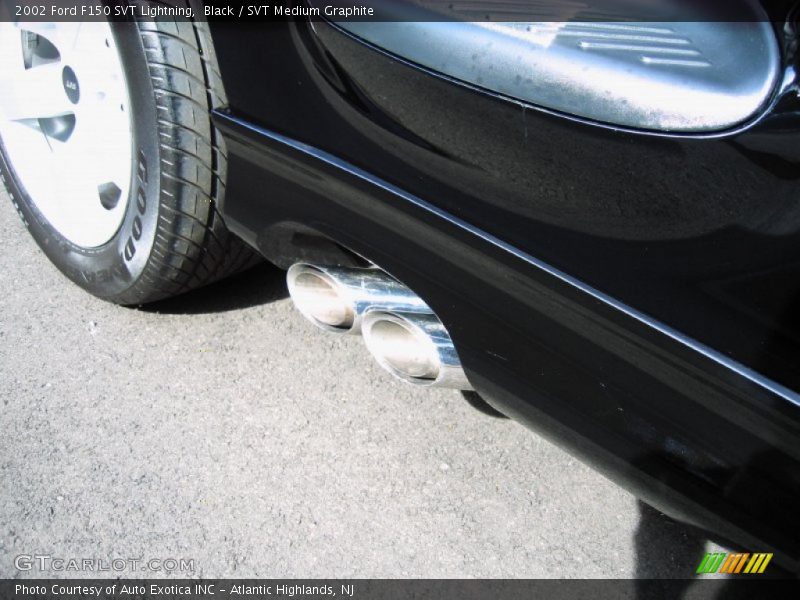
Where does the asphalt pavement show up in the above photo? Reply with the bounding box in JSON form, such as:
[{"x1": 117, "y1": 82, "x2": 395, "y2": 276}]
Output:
[{"x1": 0, "y1": 187, "x2": 729, "y2": 579}]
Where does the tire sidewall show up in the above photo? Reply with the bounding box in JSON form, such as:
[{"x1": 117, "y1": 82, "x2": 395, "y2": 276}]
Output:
[{"x1": 0, "y1": 20, "x2": 161, "y2": 301}]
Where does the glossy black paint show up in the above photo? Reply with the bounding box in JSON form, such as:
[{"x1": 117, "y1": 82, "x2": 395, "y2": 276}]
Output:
[{"x1": 207, "y1": 18, "x2": 800, "y2": 570}]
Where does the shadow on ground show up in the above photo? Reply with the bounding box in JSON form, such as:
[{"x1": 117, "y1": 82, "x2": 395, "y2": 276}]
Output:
[
  {"x1": 634, "y1": 500, "x2": 707, "y2": 587},
  {"x1": 141, "y1": 262, "x2": 288, "y2": 315},
  {"x1": 634, "y1": 500, "x2": 795, "y2": 598},
  {"x1": 461, "y1": 391, "x2": 509, "y2": 419}
]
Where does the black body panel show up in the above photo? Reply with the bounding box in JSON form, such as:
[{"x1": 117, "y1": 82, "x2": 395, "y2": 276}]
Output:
[{"x1": 207, "y1": 19, "x2": 800, "y2": 569}]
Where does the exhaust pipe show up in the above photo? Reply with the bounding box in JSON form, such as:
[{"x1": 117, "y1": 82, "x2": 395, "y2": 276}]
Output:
[
  {"x1": 361, "y1": 311, "x2": 473, "y2": 390},
  {"x1": 287, "y1": 262, "x2": 472, "y2": 390},
  {"x1": 286, "y1": 263, "x2": 429, "y2": 334}
]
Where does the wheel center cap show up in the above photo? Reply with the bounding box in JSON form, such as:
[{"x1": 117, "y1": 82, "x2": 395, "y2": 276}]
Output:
[{"x1": 62, "y1": 66, "x2": 80, "y2": 104}]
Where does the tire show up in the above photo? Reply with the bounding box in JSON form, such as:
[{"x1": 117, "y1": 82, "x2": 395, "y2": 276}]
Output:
[{"x1": 0, "y1": 4, "x2": 259, "y2": 305}]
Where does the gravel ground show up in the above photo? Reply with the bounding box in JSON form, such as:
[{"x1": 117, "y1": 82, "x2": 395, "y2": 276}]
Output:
[{"x1": 0, "y1": 187, "x2": 729, "y2": 579}]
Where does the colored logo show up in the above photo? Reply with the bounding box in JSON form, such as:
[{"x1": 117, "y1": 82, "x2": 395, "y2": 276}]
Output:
[{"x1": 696, "y1": 552, "x2": 772, "y2": 575}]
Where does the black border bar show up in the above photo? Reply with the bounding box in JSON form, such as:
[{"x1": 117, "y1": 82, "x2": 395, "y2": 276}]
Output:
[
  {"x1": 2, "y1": 579, "x2": 799, "y2": 600},
  {"x1": 2, "y1": 0, "x2": 797, "y2": 22}
]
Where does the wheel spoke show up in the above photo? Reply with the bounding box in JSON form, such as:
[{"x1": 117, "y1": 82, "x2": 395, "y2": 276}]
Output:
[
  {"x1": 46, "y1": 129, "x2": 125, "y2": 233},
  {"x1": 0, "y1": 62, "x2": 72, "y2": 121},
  {"x1": 17, "y1": 21, "x2": 81, "y2": 55}
]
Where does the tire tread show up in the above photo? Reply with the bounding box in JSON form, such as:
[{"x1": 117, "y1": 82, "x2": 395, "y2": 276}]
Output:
[{"x1": 117, "y1": 0, "x2": 259, "y2": 304}]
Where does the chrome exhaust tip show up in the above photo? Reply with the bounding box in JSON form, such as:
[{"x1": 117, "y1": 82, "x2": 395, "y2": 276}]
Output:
[
  {"x1": 287, "y1": 263, "x2": 472, "y2": 390},
  {"x1": 361, "y1": 311, "x2": 473, "y2": 390},
  {"x1": 286, "y1": 263, "x2": 429, "y2": 334},
  {"x1": 286, "y1": 264, "x2": 356, "y2": 332}
]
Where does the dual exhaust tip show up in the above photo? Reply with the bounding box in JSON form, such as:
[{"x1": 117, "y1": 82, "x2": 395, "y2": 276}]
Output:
[{"x1": 287, "y1": 263, "x2": 472, "y2": 390}]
